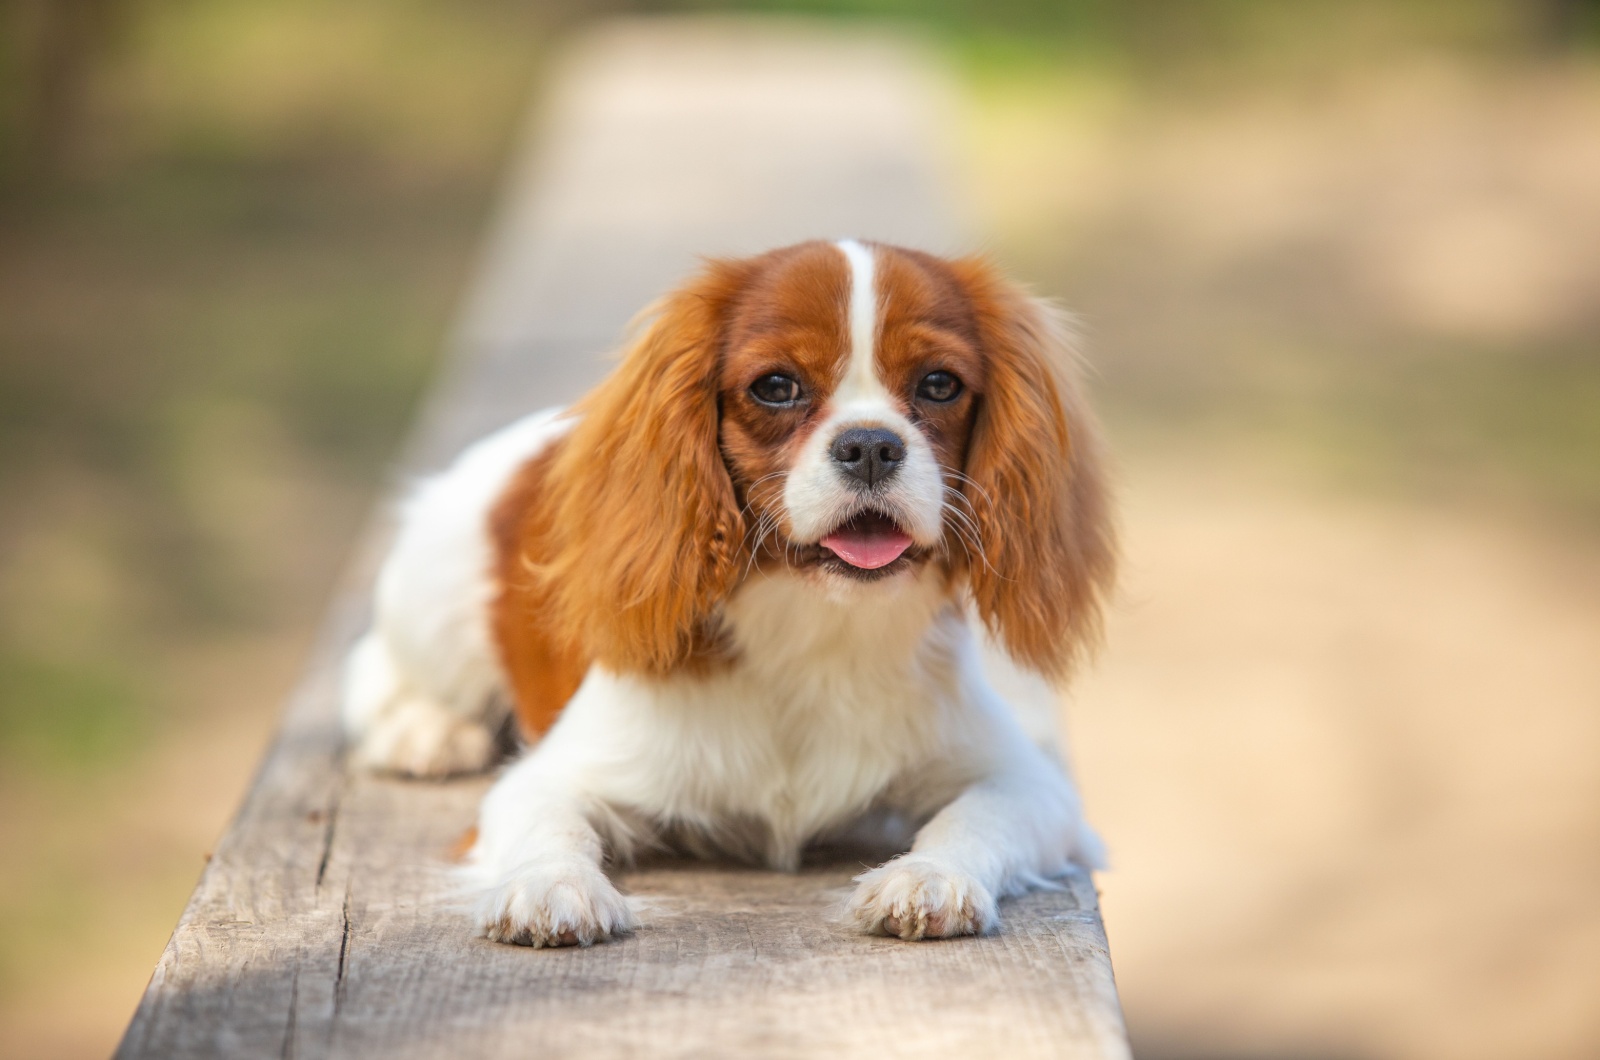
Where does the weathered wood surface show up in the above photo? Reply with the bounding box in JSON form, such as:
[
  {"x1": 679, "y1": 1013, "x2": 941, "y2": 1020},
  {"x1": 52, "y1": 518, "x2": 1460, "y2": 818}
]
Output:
[{"x1": 116, "y1": 19, "x2": 1130, "y2": 1059}]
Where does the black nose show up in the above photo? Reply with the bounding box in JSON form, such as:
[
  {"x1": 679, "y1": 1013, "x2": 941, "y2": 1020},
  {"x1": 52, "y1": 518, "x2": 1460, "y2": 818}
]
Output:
[{"x1": 830, "y1": 427, "x2": 905, "y2": 487}]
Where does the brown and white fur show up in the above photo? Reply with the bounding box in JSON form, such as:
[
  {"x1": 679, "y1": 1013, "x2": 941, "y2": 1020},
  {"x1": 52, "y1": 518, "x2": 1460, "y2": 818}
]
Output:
[{"x1": 342, "y1": 239, "x2": 1115, "y2": 946}]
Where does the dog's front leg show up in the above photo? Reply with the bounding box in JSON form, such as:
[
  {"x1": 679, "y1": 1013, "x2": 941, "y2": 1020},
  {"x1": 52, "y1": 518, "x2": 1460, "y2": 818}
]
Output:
[
  {"x1": 847, "y1": 741, "x2": 1090, "y2": 941},
  {"x1": 464, "y1": 753, "x2": 636, "y2": 948}
]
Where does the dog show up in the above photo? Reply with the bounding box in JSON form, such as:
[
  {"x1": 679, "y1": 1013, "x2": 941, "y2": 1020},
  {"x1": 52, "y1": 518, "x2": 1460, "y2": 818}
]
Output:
[{"x1": 341, "y1": 238, "x2": 1115, "y2": 946}]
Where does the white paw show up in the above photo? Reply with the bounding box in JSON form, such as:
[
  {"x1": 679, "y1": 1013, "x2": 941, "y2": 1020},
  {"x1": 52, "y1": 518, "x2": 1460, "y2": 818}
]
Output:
[
  {"x1": 350, "y1": 696, "x2": 497, "y2": 778},
  {"x1": 475, "y1": 857, "x2": 636, "y2": 948},
  {"x1": 847, "y1": 855, "x2": 998, "y2": 940}
]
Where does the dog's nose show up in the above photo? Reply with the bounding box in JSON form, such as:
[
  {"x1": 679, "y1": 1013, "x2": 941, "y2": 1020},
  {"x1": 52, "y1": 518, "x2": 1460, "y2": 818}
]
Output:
[{"x1": 830, "y1": 427, "x2": 905, "y2": 487}]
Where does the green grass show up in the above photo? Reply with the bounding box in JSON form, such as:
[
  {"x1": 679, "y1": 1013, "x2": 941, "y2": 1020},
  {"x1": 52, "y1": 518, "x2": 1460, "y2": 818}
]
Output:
[{"x1": 0, "y1": 653, "x2": 145, "y2": 769}]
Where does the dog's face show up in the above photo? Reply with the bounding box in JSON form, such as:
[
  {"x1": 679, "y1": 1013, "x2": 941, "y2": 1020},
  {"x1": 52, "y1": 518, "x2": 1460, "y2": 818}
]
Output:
[
  {"x1": 536, "y1": 239, "x2": 1114, "y2": 679},
  {"x1": 718, "y1": 241, "x2": 980, "y2": 584}
]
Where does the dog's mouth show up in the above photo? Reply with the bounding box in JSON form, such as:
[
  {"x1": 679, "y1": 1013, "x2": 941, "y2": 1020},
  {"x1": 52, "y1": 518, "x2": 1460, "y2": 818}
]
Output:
[{"x1": 819, "y1": 510, "x2": 914, "y2": 572}]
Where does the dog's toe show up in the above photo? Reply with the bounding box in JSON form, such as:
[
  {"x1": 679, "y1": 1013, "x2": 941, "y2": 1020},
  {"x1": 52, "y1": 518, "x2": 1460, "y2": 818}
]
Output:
[
  {"x1": 475, "y1": 859, "x2": 636, "y2": 948},
  {"x1": 847, "y1": 855, "x2": 997, "y2": 940},
  {"x1": 351, "y1": 697, "x2": 496, "y2": 778}
]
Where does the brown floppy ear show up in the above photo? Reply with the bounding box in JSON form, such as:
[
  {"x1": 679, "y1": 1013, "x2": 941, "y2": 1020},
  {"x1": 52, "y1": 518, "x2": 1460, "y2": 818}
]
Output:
[
  {"x1": 534, "y1": 259, "x2": 752, "y2": 675},
  {"x1": 952, "y1": 257, "x2": 1116, "y2": 680}
]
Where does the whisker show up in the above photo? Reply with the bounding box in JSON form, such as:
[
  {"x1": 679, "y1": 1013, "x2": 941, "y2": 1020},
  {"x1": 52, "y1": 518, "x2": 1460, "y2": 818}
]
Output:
[
  {"x1": 938, "y1": 465, "x2": 995, "y2": 511},
  {"x1": 940, "y1": 484, "x2": 980, "y2": 519},
  {"x1": 940, "y1": 516, "x2": 973, "y2": 563},
  {"x1": 939, "y1": 497, "x2": 997, "y2": 577},
  {"x1": 942, "y1": 504, "x2": 985, "y2": 549},
  {"x1": 939, "y1": 487, "x2": 983, "y2": 538},
  {"x1": 937, "y1": 480, "x2": 997, "y2": 574},
  {"x1": 741, "y1": 511, "x2": 781, "y2": 579},
  {"x1": 736, "y1": 471, "x2": 789, "y2": 519},
  {"x1": 944, "y1": 509, "x2": 981, "y2": 546},
  {"x1": 740, "y1": 506, "x2": 774, "y2": 547},
  {"x1": 736, "y1": 474, "x2": 794, "y2": 571}
]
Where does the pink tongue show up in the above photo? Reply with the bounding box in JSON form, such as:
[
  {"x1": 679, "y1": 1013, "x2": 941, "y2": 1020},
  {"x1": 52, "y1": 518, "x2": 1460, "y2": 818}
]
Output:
[{"x1": 821, "y1": 527, "x2": 913, "y2": 570}]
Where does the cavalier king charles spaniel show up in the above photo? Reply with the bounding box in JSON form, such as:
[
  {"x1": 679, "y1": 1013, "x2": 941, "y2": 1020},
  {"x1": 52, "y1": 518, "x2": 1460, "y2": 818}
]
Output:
[{"x1": 342, "y1": 239, "x2": 1115, "y2": 946}]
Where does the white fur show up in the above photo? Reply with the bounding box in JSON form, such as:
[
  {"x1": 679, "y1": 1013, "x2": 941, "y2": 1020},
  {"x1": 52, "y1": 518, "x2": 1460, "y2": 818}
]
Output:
[
  {"x1": 342, "y1": 408, "x2": 573, "y2": 776},
  {"x1": 342, "y1": 246, "x2": 1103, "y2": 945},
  {"x1": 834, "y1": 238, "x2": 888, "y2": 405}
]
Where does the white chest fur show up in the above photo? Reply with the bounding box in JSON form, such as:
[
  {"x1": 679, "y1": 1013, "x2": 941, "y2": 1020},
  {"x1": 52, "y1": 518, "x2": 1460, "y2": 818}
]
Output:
[{"x1": 536, "y1": 569, "x2": 997, "y2": 868}]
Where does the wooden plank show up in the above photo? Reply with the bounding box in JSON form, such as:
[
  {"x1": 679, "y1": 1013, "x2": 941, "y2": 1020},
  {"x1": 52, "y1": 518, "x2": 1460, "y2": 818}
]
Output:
[{"x1": 116, "y1": 19, "x2": 1131, "y2": 1059}]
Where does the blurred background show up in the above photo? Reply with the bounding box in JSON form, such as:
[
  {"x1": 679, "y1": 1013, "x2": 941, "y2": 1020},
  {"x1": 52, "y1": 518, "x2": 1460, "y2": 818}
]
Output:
[{"x1": 1, "y1": 1, "x2": 1596, "y2": 1057}]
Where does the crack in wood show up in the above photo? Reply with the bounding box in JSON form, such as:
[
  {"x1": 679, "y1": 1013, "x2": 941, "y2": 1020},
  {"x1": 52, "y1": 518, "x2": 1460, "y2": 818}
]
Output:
[
  {"x1": 333, "y1": 889, "x2": 352, "y2": 1024},
  {"x1": 279, "y1": 963, "x2": 299, "y2": 1060},
  {"x1": 314, "y1": 789, "x2": 342, "y2": 891}
]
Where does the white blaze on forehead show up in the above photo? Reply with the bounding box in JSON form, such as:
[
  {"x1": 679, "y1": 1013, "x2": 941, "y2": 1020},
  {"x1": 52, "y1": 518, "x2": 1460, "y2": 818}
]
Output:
[{"x1": 833, "y1": 239, "x2": 891, "y2": 403}]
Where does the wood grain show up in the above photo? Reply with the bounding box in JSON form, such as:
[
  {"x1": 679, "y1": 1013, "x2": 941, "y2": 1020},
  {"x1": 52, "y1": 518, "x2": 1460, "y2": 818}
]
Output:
[{"x1": 115, "y1": 19, "x2": 1130, "y2": 1059}]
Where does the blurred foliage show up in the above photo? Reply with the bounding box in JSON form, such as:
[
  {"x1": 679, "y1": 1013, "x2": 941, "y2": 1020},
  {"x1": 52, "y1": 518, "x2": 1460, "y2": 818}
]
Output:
[
  {"x1": 956, "y1": 41, "x2": 1600, "y2": 524},
  {"x1": 697, "y1": 0, "x2": 1600, "y2": 66},
  {"x1": 7, "y1": 0, "x2": 1600, "y2": 189},
  {"x1": 0, "y1": 0, "x2": 550, "y2": 773}
]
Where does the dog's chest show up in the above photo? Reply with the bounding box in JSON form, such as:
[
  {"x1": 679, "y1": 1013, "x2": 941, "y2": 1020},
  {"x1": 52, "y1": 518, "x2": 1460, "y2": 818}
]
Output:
[
  {"x1": 668, "y1": 573, "x2": 964, "y2": 850},
  {"x1": 727, "y1": 661, "x2": 926, "y2": 799},
  {"x1": 571, "y1": 573, "x2": 972, "y2": 864}
]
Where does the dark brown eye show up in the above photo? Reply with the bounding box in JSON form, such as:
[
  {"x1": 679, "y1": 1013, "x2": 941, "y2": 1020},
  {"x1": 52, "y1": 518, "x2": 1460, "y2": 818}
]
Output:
[
  {"x1": 750, "y1": 373, "x2": 802, "y2": 406},
  {"x1": 916, "y1": 371, "x2": 962, "y2": 403}
]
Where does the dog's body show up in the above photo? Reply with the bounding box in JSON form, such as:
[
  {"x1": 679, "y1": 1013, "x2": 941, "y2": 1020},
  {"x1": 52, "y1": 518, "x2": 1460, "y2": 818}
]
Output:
[{"x1": 343, "y1": 239, "x2": 1115, "y2": 946}]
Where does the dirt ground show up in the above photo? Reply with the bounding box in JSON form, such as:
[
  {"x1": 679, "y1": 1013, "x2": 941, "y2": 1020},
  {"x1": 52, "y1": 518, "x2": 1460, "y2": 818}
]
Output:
[{"x1": 1073, "y1": 454, "x2": 1600, "y2": 1060}]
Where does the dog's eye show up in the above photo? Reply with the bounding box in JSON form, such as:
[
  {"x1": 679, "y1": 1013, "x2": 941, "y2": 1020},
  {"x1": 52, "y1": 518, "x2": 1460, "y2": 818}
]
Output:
[
  {"x1": 750, "y1": 373, "x2": 802, "y2": 406},
  {"x1": 916, "y1": 371, "x2": 963, "y2": 403}
]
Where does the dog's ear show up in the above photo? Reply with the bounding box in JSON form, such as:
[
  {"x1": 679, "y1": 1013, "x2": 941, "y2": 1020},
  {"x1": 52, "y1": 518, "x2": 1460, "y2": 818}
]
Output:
[
  {"x1": 951, "y1": 257, "x2": 1116, "y2": 680},
  {"x1": 536, "y1": 259, "x2": 753, "y2": 674}
]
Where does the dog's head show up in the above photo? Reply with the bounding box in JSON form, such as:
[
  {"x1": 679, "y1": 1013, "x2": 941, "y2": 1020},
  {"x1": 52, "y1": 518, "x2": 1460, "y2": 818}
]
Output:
[{"x1": 536, "y1": 240, "x2": 1114, "y2": 678}]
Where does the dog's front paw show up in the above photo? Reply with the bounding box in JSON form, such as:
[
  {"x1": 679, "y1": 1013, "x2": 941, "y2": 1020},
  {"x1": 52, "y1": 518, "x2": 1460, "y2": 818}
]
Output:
[
  {"x1": 847, "y1": 855, "x2": 998, "y2": 940},
  {"x1": 475, "y1": 858, "x2": 636, "y2": 948},
  {"x1": 350, "y1": 697, "x2": 497, "y2": 778}
]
